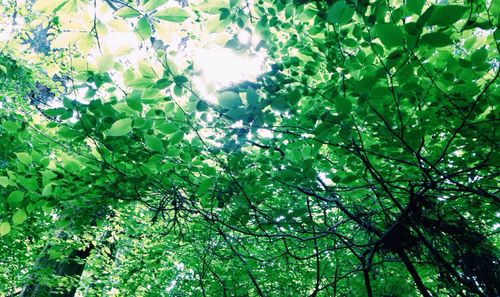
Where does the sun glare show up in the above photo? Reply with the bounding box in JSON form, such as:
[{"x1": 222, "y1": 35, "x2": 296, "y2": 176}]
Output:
[
  {"x1": 37, "y1": 0, "x2": 268, "y2": 108},
  {"x1": 193, "y1": 46, "x2": 266, "y2": 92}
]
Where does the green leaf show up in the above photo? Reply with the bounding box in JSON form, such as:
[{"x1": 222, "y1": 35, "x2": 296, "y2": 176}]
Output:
[
  {"x1": 246, "y1": 88, "x2": 259, "y2": 106},
  {"x1": 424, "y1": 5, "x2": 468, "y2": 27},
  {"x1": 420, "y1": 32, "x2": 453, "y2": 47},
  {"x1": 229, "y1": 0, "x2": 239, "y2": 8},
  {"x1": 196, "y1": 100, "x2": 209, "y2": 112},
  {"x1": 96, "y1": 19, "x2": 108, "y2": 36},
  {"x1": 0, "y1": 222, "x2": 10, "y2": 236},
  {"x1": 373, "y1": 23, "x2": 404, "y2": 47},
  {"x1": 44, "y1": 108, "x2": 67, "y2": 117},
  {"x1": 157, "y1": 122, "x2": 178, "y2": 134},
  {"x1": 219, "y1": 91, "x2": 242, "y2": 109},
  {"x1": 17, "y1": 176, "x2": 38, "y2": 192},
  {"x1": 406, "y1": 129, "x2": 425, "y2": 150},
  {"x1": 407, "y1": 0, "x2": 425, "y2": 14},
  {"x1": 471, "y1": 47, "x2": 488, "y2": 66},
  {"x1": 164, "y1": 102, "x2": 175, "y2": 114},
  {"x1": 145, "y1": 135, "x2": 164, "y2": 152},
  {"x1": 0, "y1": 176, "x2": 9, "y2": 188},
  {"x1": 135, "y1": 17, "x2": 152, "y2": 40},
  {"x1": 171, "y1": 85, "x2": 183, "y2": 97},
  {"x1": 154, "y1": 7, "x2": 190, "y2": 22},
  {"x1": 7, "y1": 191, "x2": 24, "y2": 205},
  {"x1": 202, "y1": 165, "x2": 216, "y2": 176},
  {"x1": 15, "y1": 152, "x2": 32, "y2": 165},
  {"x1": 12, "y1": 209, "x2": 27, "y2": 225},
  {"x1": 219, "y1": 8, "x2": 230, "y2": 20},
  {"x1": 143, "y1": 0, "x2": 166, "y2": 12},
  {"x1": 42, "y1": 183, "x2": 53, "y2": 196},
  {"x1": 127, "y1": 96, "x2": 143, "y2": 112},
  {"x1": 335, "y1": 97, "x2": 352, "y2": 114},
  {"x1": 33, "y1": 0, "x2": 66, "y2": 12},
  {"x1": 108, "y1": 119, "x2": 133, "y2": 136},
  {"x1": 197, "y1": 178, "x2": 214, "y2": 195},
  {"x1": 174, "y1": 75, "x2": 188, "y2": 84},
  {"x1": 327, "y1": 1, "x2": 354, "y2": 25},
  {"x1": 2, "y1": 120, "x2": 18, "y2": 132},
  {"x1": 287, "y1": 89, "x2": 301, "y2": 105},
  {"x1": 226, "y1": 108, "x2": 246, "y2": 121},
  {"x1": 115, "y1": 6, "x2": 141, "y2": 18},
  {"x1": 169, "y1": 131, "x2": 184, "y2": 145},
  {"x1": 97, "y1": 54, "x2": 114, "y2": 73}
]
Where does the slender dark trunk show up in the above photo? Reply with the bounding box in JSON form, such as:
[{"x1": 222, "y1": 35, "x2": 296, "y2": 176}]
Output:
[
  {"x1": 362, "y1": 265, "x2": 373, "y2": 297},
  {"x1": 20, "y1": 244, "x2": 92, "y2": 297},
  {"x1": 19, "y1": 212, "x2": 106, "y2": 297},
  {"x1": 396, "y1": 249, "x2": 433, "y2": 297}
]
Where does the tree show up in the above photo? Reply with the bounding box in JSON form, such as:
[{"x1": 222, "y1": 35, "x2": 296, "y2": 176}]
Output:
[{"x1": 0, "y1": 0, "x2": 498, "y2": 296}]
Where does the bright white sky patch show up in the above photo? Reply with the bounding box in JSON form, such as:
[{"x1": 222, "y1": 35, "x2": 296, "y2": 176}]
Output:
[
  {"x1": 318, "y1": 172, "x2": 335, "y2": 187},
  {"x1": 257, "y1": 128, "x2": 274, "y2": 138},
  {"x1": 237, "y1": 30, "x2": 252, "y2": 45}
]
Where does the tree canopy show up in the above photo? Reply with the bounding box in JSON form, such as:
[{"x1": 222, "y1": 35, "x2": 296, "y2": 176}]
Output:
[{"x1": 0, "y1": 0, "x2": 499, "y2": 296}]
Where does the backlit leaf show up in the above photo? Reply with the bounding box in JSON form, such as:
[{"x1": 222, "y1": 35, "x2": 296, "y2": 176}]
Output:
[
  {"x1": 33, "y1": 0, "x2": 66, "y2": 12},
  {"x1": 15, "y1": 152, "x2": 32, "y2": 165},
  {"x1": 143, "y1": 0, "x2": 166, "y2": 11},
  {"x1": 0, "y1": 222, "x2": 10, "y2": 236},
  {"x1": 13, "y1": 209, "x2": 27, "y2": 225},
  {"x1": 135, "y1": 17, "x2": 152, "y2": 40},
  {"x1": 0, "y1": 176, "x2": 9, "y2": 188},
  {"x1": 108, "y1": 119, "x2": 133, "y2": 136},
  {"x1": 154, "y1": 7, "x2": 190, "y2": 22},
  {"x1": 116, "y1": 6, "x2": 141, "y2": 18}
]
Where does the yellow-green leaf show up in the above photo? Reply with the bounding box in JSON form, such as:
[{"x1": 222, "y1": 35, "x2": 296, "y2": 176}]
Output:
[
  {"x1": 115, "y1": 6, "x2": 141, "y2": 18},
  {"x1": 143, "y1": 0, "x2": 167, "y2": 12},
  {"x1": 0, "y1": 176, "x2": 9, "y2": 188},
  {"x1": 0, "y1": 222, "x2": 10, "y2": 236},
  {"x1": 97, "y1": 54, "x2": 114, "y2": 72},
  {"x1": 33, "y1": 0, "x2": 66, "y2": 12},
  {"x1": 78, "y1": 34, "x2": 94, "y2": 53},
  {"x1": 108, "y1": 119, "x2": 133, "y2": 136},
  {"x1": 15, "y1": 152, "x2": 32, "y2": 165},
  {"x1": 154, "y1": 7, "x2": 190, "y2": 22},
  {"x1": 13, "y1": 209, "x2": 27, "y2": 225}
]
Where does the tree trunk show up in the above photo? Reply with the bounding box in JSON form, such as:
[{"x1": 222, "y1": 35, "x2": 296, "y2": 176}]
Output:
[{"x1": 20, "y1": 244, "x2": 92, "y2": 297}]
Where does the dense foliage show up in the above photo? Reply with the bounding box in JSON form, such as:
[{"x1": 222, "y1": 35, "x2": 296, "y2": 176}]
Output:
[{"x1": 0, "y1": 0, "x2": 499, "y2": 296}]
